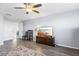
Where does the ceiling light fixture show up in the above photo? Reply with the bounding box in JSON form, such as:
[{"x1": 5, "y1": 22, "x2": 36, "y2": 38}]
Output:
[{"x1": 14, "y1": 3, "x2": 42, "y2": 14}]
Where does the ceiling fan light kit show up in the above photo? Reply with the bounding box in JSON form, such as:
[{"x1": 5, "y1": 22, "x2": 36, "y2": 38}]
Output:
[{"x1": 14, "y1": 3, "x2": 42, "y2": 14}]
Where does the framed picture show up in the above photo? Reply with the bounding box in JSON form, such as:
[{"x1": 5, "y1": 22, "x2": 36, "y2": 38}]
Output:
[{"x1": 37, "y1": 26, "x2": 53, "y2": 37}]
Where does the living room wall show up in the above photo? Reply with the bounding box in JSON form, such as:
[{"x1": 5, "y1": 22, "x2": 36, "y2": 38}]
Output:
[
  {"x1": 23, "y1": 9, "x2": 79, "y2": 49},
  {"x1": 0, "y1": 14, "x2": 4, "y2": 45}
]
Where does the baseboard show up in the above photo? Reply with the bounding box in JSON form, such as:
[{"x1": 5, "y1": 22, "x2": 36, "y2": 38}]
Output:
[{"x1": 56, "y1": 44, "x2": 79, "y2": 50}]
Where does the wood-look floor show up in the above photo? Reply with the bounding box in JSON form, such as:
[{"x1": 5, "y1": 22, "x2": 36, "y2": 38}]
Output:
[{"x1": 0, "y1": 39, "x2": 79, "y2": 56}]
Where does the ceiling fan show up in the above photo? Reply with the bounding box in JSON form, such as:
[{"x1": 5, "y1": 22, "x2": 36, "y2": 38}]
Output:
[{"x1": 14, "y1": 3, "x2": 42, "y2": 14}]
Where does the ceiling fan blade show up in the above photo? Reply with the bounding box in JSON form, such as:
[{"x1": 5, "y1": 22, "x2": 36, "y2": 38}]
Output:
[
  {"x1": 32, "y1": 10, "x2": 39, "y2": 13},
  {"x1": 24, "y1": 3, "x2": 30, "y2": 5},
  {"x1": 14, "y1": 7, "x2": 24, "y2": 9},
  {"x1": 33, "y1": 4, "x2": 42, "y2": 8},
  {"x1": 24, "y1": 3, "x2": 27, "y2": 5}
]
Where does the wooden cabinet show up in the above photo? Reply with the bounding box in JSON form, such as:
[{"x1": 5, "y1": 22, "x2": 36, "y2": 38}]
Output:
[{"x1": 36, "y1": 36, "x2": 55, "y2": 46}]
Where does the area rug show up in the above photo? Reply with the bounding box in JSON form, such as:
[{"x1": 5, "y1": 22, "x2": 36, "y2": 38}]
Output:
[{"x1": 7, "y1": 46, "x2": 46, "y2": 56}]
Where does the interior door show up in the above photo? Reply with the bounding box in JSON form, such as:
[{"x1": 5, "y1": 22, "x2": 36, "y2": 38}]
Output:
[{"x1": 4, "y1": 21, "x2": 19, "y2": 41}]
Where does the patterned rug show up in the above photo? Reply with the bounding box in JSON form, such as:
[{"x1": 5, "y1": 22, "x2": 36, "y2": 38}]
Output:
[{"x1": 7, "y1": 46, "x2": 45, "y2": 56}]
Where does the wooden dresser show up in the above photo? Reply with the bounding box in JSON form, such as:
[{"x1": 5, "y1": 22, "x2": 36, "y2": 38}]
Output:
[{"x1": 36, "y1": 36, "x2": 55, "y2": 46}]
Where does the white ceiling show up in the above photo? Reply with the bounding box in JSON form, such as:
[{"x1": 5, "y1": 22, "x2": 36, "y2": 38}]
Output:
[{"x1": 0, "y1": 3, "x2": 79, "y2": 21}]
